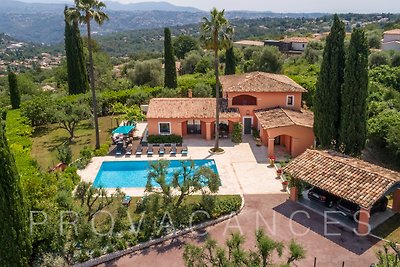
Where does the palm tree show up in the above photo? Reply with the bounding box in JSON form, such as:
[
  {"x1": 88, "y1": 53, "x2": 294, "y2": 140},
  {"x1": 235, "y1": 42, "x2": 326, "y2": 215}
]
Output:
[
  {"x1": 201, "y1": 8, "x2": 233, "y2": 151},
  {"x1": 66, "y1": 0, "x2": 108, "y2": 149}
]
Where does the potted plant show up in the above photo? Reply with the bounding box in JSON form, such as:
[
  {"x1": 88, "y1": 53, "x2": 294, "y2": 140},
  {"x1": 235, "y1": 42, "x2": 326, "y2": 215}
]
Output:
[
  {"x1": 276, "y1": 168, "x2": 283, "y2": 178},
  {"x1": 282, "y1": 180, "x2": 288, "y2": 191},
  {"x1": 256, "y1": 137, "x2": 262, "y2": 146},
  {"x1": 269, "y1": 156, "x2": 276, "y2": 167}
]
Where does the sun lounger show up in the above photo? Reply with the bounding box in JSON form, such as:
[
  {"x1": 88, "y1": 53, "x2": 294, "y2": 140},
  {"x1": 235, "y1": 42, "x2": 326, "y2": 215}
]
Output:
[
  {"x1": 147, "y1": 144, "x2": 154, "y2": 156},
  {"x1": 135, "y1": 144, "x2": 142, "y2": 156},
  {"x1": 126, "y1": 146, "x2": 132, "y2": 156},
  {"x1": 170, "y1": 143, "x2": 177, "y2": 156},
  {"x1": 115, "y1": 142, "x2": 124, "y2": 156},
  {"x1": 159, "y1": 144, "x2": 165, "y2": 156},
  {"x1": 181, "y1": 144, "x2": 188, "y2": 156}
]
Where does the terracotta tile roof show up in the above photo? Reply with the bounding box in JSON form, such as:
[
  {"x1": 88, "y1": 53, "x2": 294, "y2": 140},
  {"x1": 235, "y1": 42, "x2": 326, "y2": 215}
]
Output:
[
  {"x1": 283, "y1": 37, "x2": 310, "y2": 43},
  {"x1": 284, "y1": 149, "x2": 400, "y2": 209},
  {"x1": 255, "y1": 107, "x2": 313, "y2": 130},
  {"x1": 146, "y1": 98, "x2": 240, "y2": 119},
  {"x1": 220, "y1": 72, "x2": 307, "y2": 93},
  {"x1": 384, "y1": 29, "x2": 400, "y2": 35}
]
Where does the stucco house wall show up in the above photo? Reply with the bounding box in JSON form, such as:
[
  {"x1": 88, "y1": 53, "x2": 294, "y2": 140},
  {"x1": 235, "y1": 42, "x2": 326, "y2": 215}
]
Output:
[
  {"x1": 382, "y1": 41, "x2": 400, "y2": 51},
  {"x1": 265, "y1": 125, "x2": 314, "y2": 157},
  {"x1": 383, "y1": 33, "x2": 400, "y2": 43},
  {"x1": 226, "y1": 91, "x2": 302, "y2": 127},
  {"x1": 291, "y1": 42, "x2": 307, "y2": 51}
]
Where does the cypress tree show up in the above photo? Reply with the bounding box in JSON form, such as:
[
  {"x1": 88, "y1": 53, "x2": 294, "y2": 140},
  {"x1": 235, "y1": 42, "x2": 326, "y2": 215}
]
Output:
[
  {"x1": 0, "y1": 111, "x2": 31, "y2": 266},
  {"x1": 224, "y1": 46, "x2": 236, "y2": 75},
  {"x1": 8, "y1": 70, "x2": 20, "y2": 109},
  {"x1": 313, "y1": 14, "x2": 345, "y2": 148},
  {"x1": 64, "y1": 7, "x2": 89, "y2": 95},
  {"x1": 339, "y1": 28, "x2": 369, "y2": 155},
  {"x1": 164, "y1": 28, "x2": 177, "y2": 89}
]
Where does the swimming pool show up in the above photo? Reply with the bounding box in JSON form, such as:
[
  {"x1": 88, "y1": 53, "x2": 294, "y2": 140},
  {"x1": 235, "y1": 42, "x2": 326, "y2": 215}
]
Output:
[{"x1": 93, "y1": 159, "x2": 219, "y2": 188}]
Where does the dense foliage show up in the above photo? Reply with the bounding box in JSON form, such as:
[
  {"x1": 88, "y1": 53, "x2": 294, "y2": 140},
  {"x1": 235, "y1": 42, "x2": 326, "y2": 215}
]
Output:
[
  {"x1": 164, "y1": 28, "x2": 178, "y2": 89},
  {"x1": 0, "y1": 111, "x2": 31, "y2": 267},
  {"x1": 314, "y1": 14, "x2": 345, "y2": 148},
  {"x1": 231, "y1": 122, "x2": 242, "y2": 143},
  {"x1": 339, "y1": 28, "x2": 369, "y2": 155},
  {"x1": 8, "y1": 71, "x2": 20, "y2": 109},
  {"x1": 224, "y1": 46, "x2": 236, "y2": 75},
  {"x1": 147, "y1": 134, "x2": 183, "y2": 144},
  {"x1": 64, "y1": 8, "x2": 89, "y2": 95},
  {"x1": 183, "y1": 229, "x2": 306, "y2": 266}
]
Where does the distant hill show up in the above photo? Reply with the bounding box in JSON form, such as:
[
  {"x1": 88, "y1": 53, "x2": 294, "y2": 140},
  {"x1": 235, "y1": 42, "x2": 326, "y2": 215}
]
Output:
[
  {"x1": 0, "y1": 0, "x2": 326, "y2": 44},
  {"x1": 104, "y1": 1, "x2": 201, "y2": 12}
]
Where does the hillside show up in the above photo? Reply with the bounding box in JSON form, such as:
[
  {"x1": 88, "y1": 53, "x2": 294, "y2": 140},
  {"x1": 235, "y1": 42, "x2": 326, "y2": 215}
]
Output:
[{"x1": 0, "y1": 0, "x2": 325, "y2": 44}]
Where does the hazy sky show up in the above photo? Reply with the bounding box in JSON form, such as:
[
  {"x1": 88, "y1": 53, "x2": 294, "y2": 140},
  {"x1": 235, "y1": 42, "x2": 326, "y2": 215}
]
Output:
[{"x1": 116, "y1": 0, "x2": 399, "y2": 13}]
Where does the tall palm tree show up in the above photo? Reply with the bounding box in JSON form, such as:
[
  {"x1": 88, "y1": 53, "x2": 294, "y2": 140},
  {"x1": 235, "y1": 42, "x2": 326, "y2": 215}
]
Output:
[
  {"x1": 66, "y1": 0, "x2": 108, "y2": 149},
  {"x1": 201, "y1": 8, "x2": 233, "y2": 151}
]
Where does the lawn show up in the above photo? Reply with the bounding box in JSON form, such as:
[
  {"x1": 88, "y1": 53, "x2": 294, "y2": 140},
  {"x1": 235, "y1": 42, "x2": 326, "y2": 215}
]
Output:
[{"x1": 31, "y1": 116, "x2": 116, "y2": 170}]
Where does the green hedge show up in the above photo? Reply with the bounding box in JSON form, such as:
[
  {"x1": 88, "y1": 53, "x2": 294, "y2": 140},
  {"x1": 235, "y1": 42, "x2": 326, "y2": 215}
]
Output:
[
  {"x1": 231, "y1": 122, "x2": 242, "y2": 143},
  {"x1": 147, "y1": 134, "x2": 183, "y2": 144}
]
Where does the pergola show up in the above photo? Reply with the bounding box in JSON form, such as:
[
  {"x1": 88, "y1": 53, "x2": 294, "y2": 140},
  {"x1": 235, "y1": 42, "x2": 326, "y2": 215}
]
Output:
[{"x1": 283, "y1": 149, "x2": 400, "y2": 235}]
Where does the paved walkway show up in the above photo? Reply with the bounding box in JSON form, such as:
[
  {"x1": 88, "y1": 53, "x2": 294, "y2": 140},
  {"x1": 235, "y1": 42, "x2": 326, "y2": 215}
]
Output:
[
  {"x1": 100, "y1": 194, "x2": 381, "y2": 267},
  {"x1": 78, "y1": 136, "x2": 284, "y2": 196}
]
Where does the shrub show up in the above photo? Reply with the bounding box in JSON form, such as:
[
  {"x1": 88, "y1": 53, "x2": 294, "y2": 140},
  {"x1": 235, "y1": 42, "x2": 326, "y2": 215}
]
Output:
[
  {"x1": 147, "y1": 134, "x2": 183, "y2": 144},
  {"x1": 231, "y1": 122, "x2": 242, "y2": 143},
  {"x1": 93, "y1": 143, "x2": 110, "y2": 156},
  {"x1": 212, "y1": 196, "x2": 242, "y2": 218},
  {"x1": 192, "y1": 83, "x2": 212, "y2": 97},
  {"x1": 369, "y1": 51, "x2": 390, "y2": 68},
  {"x1": 56, "y1": 145, "x2": 72, "y2": 164},
  {"x1": 20, "y1": 94, "x2": 55, "y2": 126},
  {"x1": 127, "y1": 59, "x2": 163, "y2": 87}
]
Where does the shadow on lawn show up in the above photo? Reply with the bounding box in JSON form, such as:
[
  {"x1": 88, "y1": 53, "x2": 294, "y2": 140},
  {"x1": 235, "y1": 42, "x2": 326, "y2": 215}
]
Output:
[{"x1": 273, "y1": 200, "x2": 381, "y2": 256}]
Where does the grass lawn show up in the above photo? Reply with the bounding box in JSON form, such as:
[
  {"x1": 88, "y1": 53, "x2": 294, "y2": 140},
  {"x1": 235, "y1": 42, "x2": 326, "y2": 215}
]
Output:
[
  {"x1": 31, "y1": 116, "x2": 116, "y2": 170},
  {"x1": 372, "y1": 213, "x2": 400, "y2": 242}
]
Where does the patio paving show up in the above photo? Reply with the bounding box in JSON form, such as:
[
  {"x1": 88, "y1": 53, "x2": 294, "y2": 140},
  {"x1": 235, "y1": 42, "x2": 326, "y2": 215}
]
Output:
[
  {"x1": 100, "y1": 194, "x2": 381, "y2": 267},
  {"x1": 78, "y1": 135, "x2": 284, "y2": 196}
]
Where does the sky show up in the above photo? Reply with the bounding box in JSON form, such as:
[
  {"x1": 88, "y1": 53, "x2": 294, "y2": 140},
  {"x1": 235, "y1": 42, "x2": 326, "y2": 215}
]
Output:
[{"x1": 115, "y1": 0, "x2": 399, "y2": 13}]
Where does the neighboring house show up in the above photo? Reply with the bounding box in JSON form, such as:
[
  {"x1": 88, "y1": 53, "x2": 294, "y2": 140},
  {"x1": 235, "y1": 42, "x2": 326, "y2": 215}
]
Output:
[
  {"x1": 146, "y1": 72, "x2": 314, "y2": 157},
  {"x1": 233, "y1": 40, "x2": 265, "y2": 47},
  {"x1": 382, "y1": 29, "x2": 400, "y2": 51},
  {"x1": 264, "y1": 37, "x2": 310, "y2": 53}
]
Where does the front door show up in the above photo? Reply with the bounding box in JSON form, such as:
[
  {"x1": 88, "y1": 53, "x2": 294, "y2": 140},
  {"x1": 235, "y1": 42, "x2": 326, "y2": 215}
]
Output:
[{"x1": 243, "y1": 117, "x2": 252, "y2": 134}]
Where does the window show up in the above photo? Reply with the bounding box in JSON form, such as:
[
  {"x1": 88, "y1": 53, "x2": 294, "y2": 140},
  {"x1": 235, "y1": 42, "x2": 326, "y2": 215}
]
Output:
[
  {"x1": 232, "y1": 95, "x2": 257, "y2": 106},
  {"x1": 158, "y1": 122, "x2": 171, "y2": 135},
  {"x1": 286, "y1": 95, "x2": 294, "y2": 106}
]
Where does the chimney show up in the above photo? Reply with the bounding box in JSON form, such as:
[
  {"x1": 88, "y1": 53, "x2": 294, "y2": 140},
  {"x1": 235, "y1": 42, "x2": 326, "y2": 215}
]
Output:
[{"x1": 188, "y1": 89, "x2": 193, "y2": 98}]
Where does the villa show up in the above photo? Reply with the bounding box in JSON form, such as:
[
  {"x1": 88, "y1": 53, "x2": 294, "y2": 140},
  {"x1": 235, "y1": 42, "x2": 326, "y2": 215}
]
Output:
[{"x1": 146, "y1": 71, "x2": 314, "y2": 157}]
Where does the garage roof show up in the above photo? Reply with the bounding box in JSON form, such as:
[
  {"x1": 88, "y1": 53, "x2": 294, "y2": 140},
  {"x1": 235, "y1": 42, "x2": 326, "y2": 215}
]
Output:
[
  {"x1": 255, "y1": 107, "x2": 314, "y2": 130},
  {"x1": 283, "y1": 149, "x2": 400, "y2": 209}
]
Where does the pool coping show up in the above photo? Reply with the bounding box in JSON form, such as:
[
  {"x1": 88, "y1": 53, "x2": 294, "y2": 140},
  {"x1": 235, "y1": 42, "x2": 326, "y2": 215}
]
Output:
[{"x1": 73, "y1": 193, "x2": 245, "y2": 267}]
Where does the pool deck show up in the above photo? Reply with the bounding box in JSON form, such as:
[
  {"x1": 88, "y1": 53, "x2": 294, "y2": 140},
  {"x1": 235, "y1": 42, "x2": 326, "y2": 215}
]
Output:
[{"x1": 78, "y1": 136, "x2": 284, "y2": 196}]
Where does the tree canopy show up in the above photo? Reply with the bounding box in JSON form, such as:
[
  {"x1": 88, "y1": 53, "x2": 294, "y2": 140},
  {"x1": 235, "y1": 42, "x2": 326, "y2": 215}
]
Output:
[
  {"x1": 0, "y1": 112, "x2": 31, "y2": 266},
  {"x1": 313, "y1": 14, "x2": 345, "y2": 148}
]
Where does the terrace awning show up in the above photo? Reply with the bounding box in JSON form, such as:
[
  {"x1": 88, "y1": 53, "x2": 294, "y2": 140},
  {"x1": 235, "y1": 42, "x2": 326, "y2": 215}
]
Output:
[{"x1": 112, "y1": 125, "x2": 135, "y2": 135}]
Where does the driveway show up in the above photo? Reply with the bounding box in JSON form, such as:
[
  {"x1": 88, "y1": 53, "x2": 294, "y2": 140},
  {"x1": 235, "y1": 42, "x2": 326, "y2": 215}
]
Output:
[{"x1": 100, "y1": 194, "x2": 381, "y2": 267}]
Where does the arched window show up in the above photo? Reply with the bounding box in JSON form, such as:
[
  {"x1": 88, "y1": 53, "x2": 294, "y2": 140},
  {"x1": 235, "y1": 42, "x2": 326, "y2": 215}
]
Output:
[{"x1": 232, "y1": 95, "x2": 257, "y2": 106}]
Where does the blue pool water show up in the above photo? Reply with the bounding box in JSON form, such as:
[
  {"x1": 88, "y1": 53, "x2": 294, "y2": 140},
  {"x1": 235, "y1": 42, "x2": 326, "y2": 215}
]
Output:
[{"x1": 93, "y1": 160, "x2": 219, "y2": 188}]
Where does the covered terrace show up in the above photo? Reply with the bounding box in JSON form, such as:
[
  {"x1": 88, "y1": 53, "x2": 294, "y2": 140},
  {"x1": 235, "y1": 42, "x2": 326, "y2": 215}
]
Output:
[
  {"x1": 255, "y1": 107, "x2": 314, "y2": 157},
  {"x1": 284, "y1": 149, "x2": 400, "y2": 235}
]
